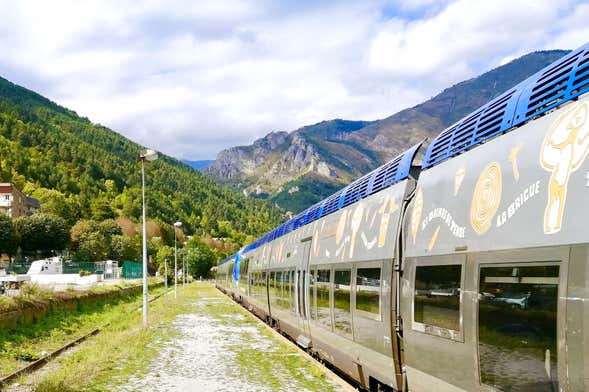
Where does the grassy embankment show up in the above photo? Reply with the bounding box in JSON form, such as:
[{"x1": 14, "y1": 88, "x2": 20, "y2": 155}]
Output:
[{"x1": 0, "y1": 280, "x2": 164, "y2": 383}]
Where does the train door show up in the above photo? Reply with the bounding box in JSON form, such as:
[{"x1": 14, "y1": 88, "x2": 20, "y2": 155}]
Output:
[
  {"x1": 475, "y1": 247, "x2": 568, "y2": 392},
  {"x1": 295, "y1": 238, "x2": 312, "y2": 346}
]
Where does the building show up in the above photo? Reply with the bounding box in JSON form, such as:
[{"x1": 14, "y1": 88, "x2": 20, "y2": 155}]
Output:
[{"x1": 0, "y1": 183, "x2": 40, "y2": 218}]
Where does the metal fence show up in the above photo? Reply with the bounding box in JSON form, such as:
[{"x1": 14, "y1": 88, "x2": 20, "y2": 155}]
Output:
[
  {"x1": 6, "y1": 262, "x2": 32, "y2": 275},
  {"x1": 4, "y1": 260, "x2": 124, "y2": 279},
  {"x1": 121, "y1": 261, "x2": 142, "y2": 279},
  {"x1": 62, "y1": 262, "x2": 104, "y2": 275}
]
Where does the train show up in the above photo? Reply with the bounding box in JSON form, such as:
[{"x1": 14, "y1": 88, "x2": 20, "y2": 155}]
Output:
[{"x1": 215, "y1": 41, "x2": 589, "y2": 392}]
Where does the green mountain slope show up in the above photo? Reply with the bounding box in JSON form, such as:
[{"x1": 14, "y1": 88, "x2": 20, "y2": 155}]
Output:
[
  {"x1": 0, "y1": 76, "x2": 284, "y2": 243},
  {"x1": 206, "y1": 50, "x2": 570, "y2": 213}
]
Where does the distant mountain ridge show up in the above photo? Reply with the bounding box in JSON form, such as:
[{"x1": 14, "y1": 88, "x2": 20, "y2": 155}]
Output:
[
  {"x1": 182, "y1": 159, "x2": 214, "y2": 171},
  {"x1": 206, "y1": 50, "x2": 570, "y2": 212}
]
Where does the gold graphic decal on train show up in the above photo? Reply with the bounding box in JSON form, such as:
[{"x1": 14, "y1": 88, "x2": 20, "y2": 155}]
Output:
[
  {"x1": 378, "y1": 196, "x2": 399, "y2": 248},
  {"x1": 335, "y1": 210, "x2": 349, "y2": 258},
  {"x1": 428, "y1": 226, "x2": 440, "y2": 251},
  {"x1": 349, "y1": 203, "x2": 365, "y2": 258},
  {"x1": 509, "y1": 143, "x2": 523, "y2": 181},
  {"x1": 540, "y1": 100, "x2": 589, "y2": 234},
  {"x1": 470, "y1": 162, "x2": 502, "y2": 235},
  {"x1": 410, "y1": 187, "x2": 423, "y2": 244},
  {"x1": 454, "y1": 167, "x2": 465, "y2": 196}
]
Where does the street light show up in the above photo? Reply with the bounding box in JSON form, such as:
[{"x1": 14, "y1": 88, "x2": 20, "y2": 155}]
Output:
[
  {"x1": 185, "y1": 236, "x2": 192, "y2": 286},
  {"x1": 182, "y1": 241, "x2": 187, "y2": 287},
  {"x1": 174, "y1": 221, "x2": 182, "y2": 298},
  {"x1": 140, "y1": 149, "x2": 158, "y2": 327},
  {"x1": 164, "y1": 257, "x2": 168, "y2": 289}
]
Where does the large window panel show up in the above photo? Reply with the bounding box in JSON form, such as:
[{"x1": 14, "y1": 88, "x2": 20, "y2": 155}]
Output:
[
  {"x1": 289, "y1": 270, "x2": 297, "y2": 315},
  {"x1": 309, "y1": 269, "x2": 317, "y2": 320},
  {"x1": 414, "y1": 264, "x2": 462, "y2": 334},
  {"x1": 275, "y1": 271, "x2": 288, "y2": 309},
  {"x1": 478, "y1": 264, "x2": 559, "y2": 391},
  {"x1": 356, "y1": 267, "x2": 382, "y2": 318},
  {"x1": 314, "y1": 268, "x2": 332, "y2": 330},
  {"x1": 334, "y1": 269, "x2": 352, "y2": 338}
]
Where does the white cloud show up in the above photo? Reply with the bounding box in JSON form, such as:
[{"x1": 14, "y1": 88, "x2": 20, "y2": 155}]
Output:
[{"x1": 0, "y1": 0, "x2": 587, "y2": 159}]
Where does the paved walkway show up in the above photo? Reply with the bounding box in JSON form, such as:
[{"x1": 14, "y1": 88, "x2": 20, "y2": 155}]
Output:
[{"x1": 119, "y1": 287, "x2": 346, "y2": 392}]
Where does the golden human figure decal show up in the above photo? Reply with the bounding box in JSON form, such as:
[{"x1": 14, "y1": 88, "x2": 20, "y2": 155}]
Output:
[
  {"x1": 540, "y1": 101, "x2": 589, "y2": 234},
  {"x1": 470, "y1": 162, "x2": 502, "y2": 235}
]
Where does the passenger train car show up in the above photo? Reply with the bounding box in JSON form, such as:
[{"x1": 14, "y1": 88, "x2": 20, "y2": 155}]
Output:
[{"x1": 216, "y1": 41, "x2": 589, "y2": 391}]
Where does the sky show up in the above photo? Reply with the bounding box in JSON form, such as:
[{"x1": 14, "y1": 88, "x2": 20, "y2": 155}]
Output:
[{"x1": 0, "y1": 0, "x2": 588, "y2": 160}]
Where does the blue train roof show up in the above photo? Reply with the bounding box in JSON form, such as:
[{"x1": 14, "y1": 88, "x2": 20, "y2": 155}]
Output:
[
  {"x1": 423, "y1": 41, "x2": 589, "y2": 169},
  {"x1": 241, "y1": 142, "x2": 422, "y2": 254}
]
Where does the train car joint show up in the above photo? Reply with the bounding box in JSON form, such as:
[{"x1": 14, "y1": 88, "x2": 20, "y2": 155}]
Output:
[{"x1": 296, "y1": 334, "x2": 312, "y2": 349}]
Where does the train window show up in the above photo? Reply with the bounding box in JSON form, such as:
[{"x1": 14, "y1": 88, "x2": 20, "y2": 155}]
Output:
[
  {"x1": 315, "y1": 268, "x2": 332, "y2": 330},
  {"x1": 478, "y1": 264, "x2": 559, "y2": 391},
  {"x1": 268, "y1": 271, "x2": 275, "y2": 305},
  {"x1": 239, "y1": 259, "x2": 249, "y2": 294},
  {"x1": 356, "y1": 267, "x2": 381, "y2": 319},
  {"x1": 261, "y1": 271, "x2": 267, "y2": 296},
  {"x1": 309, "y1": 269, "x2": 317, "y2": 320},
  {"x1": 334, "y1": 269, "x2": 352, "y2": 338},
  {"x1": 274, "y1": 271, "x2": 286, "y2": 309},
  {"x1": 414, "y1": 264, "x2": 462, "y2": 335},
  {"x1": 289, "y1": 270, "x2": 296, "y2": 315}
]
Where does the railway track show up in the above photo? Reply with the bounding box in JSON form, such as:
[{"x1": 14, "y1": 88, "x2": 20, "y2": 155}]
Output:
[{"x1": 0, "y1": 286, "x2": 173, "y2": 390}]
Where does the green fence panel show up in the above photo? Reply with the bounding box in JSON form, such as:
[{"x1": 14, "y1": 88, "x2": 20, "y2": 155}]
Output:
[
  {"x1": 62, "y1": 262, "x2": 104, "y2": 275},
  {"x1": 6, "y1": 263, "x2": 32, "y2": 274},
  {"x1": 122, "y1": 261, "x2": 142, "y2": 279}
]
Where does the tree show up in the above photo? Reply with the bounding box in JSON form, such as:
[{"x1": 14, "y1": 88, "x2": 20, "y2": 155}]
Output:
[
  {"x1": 70, "y1": 220, "x2": 100, "y2": 251},
  {"x1": 99, "y1": 219, "x2": 122, "y2": 237},
  {"x1": 76, "y1": 231, "x2": 109, "y2": 262},
  {"x1": 110, "y1": 234, "x2": 138, "y2": 261},
  {"x1": 14, "y1": 213, "x2": 69, "y2": 254},
  {"x1": 0, "y1": 214, "x2": 15, "y2": 255},
  {"x1": 155, "y1": 245, "x2": 175, "y2": 282},
  {"x1": 185, "y1": 239, "x2": 215, "y2": 279},
  {"x1": 28, "y1": 186, "x2": 79, "y2": 224},
  {"x1": 90, "y1": 196, "x2": 115, "y2": 221}
]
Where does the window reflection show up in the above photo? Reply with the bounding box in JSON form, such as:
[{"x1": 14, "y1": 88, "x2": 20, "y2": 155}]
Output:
[
  {"x1": 356, "y1": 268, "x2": 381, "y2": 316},
  {"x1": 414, "y1": 265, "x2": 461, "y2": 332},
  {"x1": 479, "y1": 265, "x2": 559, "y2": 392},
  {"x1": 334, "y1": 269, "x2": 352, "y2": 338},
  {"x1": 315, "y1": 269, "x2": 331, "y2": 330},
  {"x1": 309, "y1": 269, "x2": 317, "y2": 320}
]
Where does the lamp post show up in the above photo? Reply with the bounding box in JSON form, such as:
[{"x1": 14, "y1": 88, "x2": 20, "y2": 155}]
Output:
[
  {"x1": 140, "y1": 149, "x2": 158, "y2": 327},
  {"x1": 164, "y1": 257, "x2": 168, "y2": 289},
  {"x1": 182, "y1": 241, "x2": 187, "y2": 286},
  {"x1": 173, "y1": 221, "x2": 182, "y2": 298}
]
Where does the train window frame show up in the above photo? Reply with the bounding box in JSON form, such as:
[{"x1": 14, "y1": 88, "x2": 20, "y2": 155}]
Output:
[
  {"x1": 474, "y1": 248, "x2": 569, "y2": 391},
  {"x1": 311, "y1": 265, "x2": 334, "y2": 331},
  {"x1": 333, "y1": 265, "x2": 354, "y2": 339},
  {"x1": 411, "y1": 255, "x2": 466, "y2": 342},
  {"x1": 354, "y1": 261, "x2": 383, "y2": 322}
]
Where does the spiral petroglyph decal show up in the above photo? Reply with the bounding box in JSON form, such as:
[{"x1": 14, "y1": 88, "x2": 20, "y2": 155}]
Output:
[
  {"x1": 411, "y1": 187, "x2": 423, "y2": 244},
  {"x1": 470, "y1": 162, "x2": 502, "y2": 235}
]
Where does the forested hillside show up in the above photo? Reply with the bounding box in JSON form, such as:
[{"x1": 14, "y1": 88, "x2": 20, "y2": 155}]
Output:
[{"x1": 0, "y1": 76, "x2": 284, "y2": 246}]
